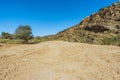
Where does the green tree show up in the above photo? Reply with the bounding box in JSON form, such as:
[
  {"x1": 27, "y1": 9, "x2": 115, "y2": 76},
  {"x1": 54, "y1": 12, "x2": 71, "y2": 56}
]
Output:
[
  {"x1": 15, "y1": 25, "x2": 33, "y2": 43},
  {"x1": 1, "y1": 32, "x2": 13, "y2": 39}
]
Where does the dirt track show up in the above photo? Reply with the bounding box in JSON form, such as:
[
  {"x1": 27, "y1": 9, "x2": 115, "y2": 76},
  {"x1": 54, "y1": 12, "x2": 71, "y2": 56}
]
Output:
[{"x1": 0, "y1": 41, "x2": 120, "y2": 80}]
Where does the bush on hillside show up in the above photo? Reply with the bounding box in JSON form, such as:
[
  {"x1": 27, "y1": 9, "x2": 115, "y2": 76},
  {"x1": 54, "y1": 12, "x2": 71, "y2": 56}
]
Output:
[{"x1": 102, "y1": 34, "x2": 120, "y2": 46}]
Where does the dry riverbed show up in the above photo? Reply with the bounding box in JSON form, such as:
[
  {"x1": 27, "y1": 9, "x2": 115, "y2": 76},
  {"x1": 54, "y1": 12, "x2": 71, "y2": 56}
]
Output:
[{"x1": 0, "y1": 41, "x2": 120, "y2": 80}]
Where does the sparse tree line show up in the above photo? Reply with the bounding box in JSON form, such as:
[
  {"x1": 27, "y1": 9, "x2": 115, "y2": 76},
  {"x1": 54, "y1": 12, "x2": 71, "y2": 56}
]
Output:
[
  {"x1": 0, "y1": 25, "x2": 56, "y2": 44},
  {"x1": 0, "y1": 25, "x2": 35, "y2": 44}
]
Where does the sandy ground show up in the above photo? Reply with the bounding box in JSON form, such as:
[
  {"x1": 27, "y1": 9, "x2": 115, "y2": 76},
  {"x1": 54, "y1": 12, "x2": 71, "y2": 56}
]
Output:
[{"x1": 0, "y1": 41, "x2": 120, "y2": 80}]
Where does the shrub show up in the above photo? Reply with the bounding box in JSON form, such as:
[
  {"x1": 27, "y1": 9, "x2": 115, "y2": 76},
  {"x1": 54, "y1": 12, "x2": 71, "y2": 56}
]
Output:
[
  {"x1": 102, "y1": 34, "x2": 120, "y2": 46},
  {"x1": 0, "y1": 39, "x2": 10, "y2": 43},
  {"x1": 0, "y1": 39, "x2": 26, "y2": 44},
  {"x1": 28, "y1": 39, "x2": 41, "y2": 44},
  {"x1": 7, "y1": 39, "x2": 25, "y2": 44},
  {"x1": 1, "y1": 32, "x2": 13, "y2": 39}
]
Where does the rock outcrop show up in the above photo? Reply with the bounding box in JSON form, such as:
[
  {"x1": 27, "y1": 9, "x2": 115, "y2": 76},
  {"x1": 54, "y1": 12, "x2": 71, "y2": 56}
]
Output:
[{"x1": 79, "y1": 3, "x2": 120, "y2": 32}]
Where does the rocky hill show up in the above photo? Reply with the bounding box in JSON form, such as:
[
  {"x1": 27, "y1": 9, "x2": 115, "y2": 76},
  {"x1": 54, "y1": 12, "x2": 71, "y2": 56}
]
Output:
[{"x1": 55, "y1": 3, "x2": 120, "y2": 45}]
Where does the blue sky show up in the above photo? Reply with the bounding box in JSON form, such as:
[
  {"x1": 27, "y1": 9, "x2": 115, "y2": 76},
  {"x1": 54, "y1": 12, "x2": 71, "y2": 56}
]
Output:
[{"x1": 0, "y1": 0, "x2": 116, "y2": 36}]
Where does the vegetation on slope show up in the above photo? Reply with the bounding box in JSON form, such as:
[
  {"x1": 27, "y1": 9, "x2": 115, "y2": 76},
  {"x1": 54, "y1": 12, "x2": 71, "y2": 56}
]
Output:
[
  {"x1": 102, "y1": 33, "x2": 120, "y2": 46},
  {"x1": 54, "y1": 3, "x2": 120, "y2": 46}
]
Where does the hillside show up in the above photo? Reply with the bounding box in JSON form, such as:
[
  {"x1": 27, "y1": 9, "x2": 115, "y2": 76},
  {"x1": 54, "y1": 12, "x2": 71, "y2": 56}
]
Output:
[
  {"x1": 55, "y1": 3, "x2": 120, "y2": 45},
  {"x1": 0, "y1": 41, "x2": 120, "y2": 80}
]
